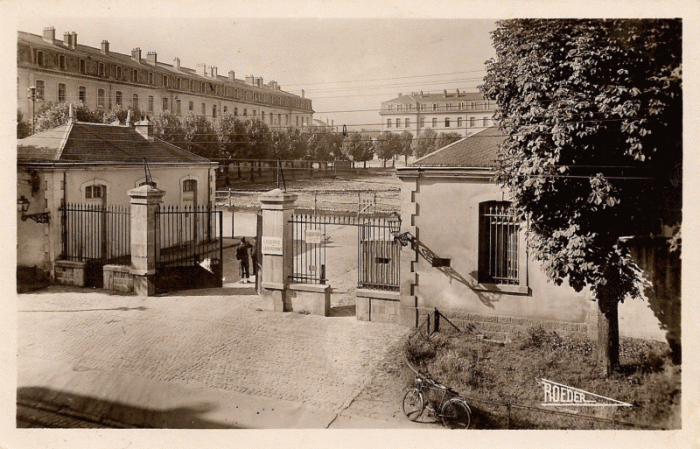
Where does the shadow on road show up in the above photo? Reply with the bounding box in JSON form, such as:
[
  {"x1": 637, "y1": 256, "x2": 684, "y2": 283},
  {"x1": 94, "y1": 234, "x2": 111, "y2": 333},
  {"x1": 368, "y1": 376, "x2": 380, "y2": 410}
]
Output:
[
  {"x1": 17, "y1": 386, "x2": 241, "y2": 429},
  {"x1": 329, "y1": 305, "x2": 356, "y2": 317}
]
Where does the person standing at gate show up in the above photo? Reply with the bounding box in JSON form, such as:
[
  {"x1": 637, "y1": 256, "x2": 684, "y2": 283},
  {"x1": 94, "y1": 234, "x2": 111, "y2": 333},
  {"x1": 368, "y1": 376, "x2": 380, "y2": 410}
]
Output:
[{"x1": 236, "y1": 237, "x2": 253, "y2": 284}]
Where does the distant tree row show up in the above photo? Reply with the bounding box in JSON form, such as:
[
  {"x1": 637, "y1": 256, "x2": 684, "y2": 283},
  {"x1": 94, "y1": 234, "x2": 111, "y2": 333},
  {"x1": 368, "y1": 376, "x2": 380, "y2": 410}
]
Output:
[{"x1": 18, "y1": 103, "x2": 464, "y2": 165}]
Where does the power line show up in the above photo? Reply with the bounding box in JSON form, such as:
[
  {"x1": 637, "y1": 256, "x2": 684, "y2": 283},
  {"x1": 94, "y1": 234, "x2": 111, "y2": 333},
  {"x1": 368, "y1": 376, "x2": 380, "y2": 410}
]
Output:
[{"x1": 283, "y1": 69, "x2": 488, "y2": 87}]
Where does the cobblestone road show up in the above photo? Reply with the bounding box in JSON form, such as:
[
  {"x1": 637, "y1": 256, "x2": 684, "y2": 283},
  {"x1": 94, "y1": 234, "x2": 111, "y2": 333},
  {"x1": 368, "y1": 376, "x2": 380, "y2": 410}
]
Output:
[{"x1": 18, "y1": 288, "x2": 410, "y2": 413}]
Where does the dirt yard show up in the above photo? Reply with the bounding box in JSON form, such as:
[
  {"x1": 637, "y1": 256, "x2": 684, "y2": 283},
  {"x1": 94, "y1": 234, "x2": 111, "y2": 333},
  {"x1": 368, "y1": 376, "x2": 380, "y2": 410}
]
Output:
[{"x1": 216, "y1": 170, "x2": 402, "y2": 214}]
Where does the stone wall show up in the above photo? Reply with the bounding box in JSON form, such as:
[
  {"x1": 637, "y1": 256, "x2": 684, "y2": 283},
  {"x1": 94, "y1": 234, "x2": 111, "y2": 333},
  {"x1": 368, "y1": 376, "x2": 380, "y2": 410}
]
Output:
[
  {"x1": 103, "y1": 265, "x2": 135, "y2": 293},
  {"x1": 356, "y1": 289, "x2": 400, "y2": 324},
  {"x1": 54, "y1": 260, "x2": 86, "y2": 286},
  {"x1": 417, "y1": 307, "x2": 590, "y2": 341}
]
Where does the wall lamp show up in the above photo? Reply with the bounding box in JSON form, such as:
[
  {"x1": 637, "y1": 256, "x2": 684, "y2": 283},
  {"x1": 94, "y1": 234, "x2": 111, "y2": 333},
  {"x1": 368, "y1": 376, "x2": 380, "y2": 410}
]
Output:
[
  {"x1": 17, "y1": 196, "x2": 50, "y2": 223},
  {"x1": 388, "y1": 214, "x2": 413, "y2": 247}
]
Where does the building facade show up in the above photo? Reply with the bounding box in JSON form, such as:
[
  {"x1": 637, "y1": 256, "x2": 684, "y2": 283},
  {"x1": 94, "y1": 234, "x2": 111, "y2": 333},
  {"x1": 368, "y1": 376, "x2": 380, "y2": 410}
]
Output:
[
  {"x1": 379, "y1": 90, "x2": 496, "y2": 137},
  {"x1": 394, "y1": 127, "x2": 668, "y2": 342},
  {"x1": 18, "y1": 27, "x2": 314, "y2": 127},
  {"x1": 17, "y1": 115, "x2": 218, "y2": 279}
]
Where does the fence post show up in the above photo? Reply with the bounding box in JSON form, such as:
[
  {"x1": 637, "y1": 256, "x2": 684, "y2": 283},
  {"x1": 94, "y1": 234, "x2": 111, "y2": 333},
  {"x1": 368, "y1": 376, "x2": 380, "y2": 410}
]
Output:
[
  {"x1": 258, "y1": 188, "x2": 297, "y2": 312},
  {"x1": 128, "y1": 184, "x2": 165, "y2": 296},
  {"x1": 434, "y1": 308, "x2": 440, "y2": 334},
  {"x1": 506, "y1": 401, "x2": 511, "y2": 429}
]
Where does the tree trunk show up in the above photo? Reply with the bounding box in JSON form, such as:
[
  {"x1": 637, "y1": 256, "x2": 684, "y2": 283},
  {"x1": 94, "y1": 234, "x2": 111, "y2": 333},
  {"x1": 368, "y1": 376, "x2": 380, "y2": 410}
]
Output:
[
  {"x1": 596, "y1": 288, "x2": 620, "y2": 377},
  {"x1": 237, "y1": 163, "x2": 241, "y2": 179},
  {"x1": 249, "y1": 164, "x2": 255, "y2": 182}
]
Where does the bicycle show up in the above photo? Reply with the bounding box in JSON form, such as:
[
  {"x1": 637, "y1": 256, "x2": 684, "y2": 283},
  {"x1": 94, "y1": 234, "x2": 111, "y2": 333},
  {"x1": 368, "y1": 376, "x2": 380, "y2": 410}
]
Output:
[{"x1": 402, "y1": 359, "x2": 472, "y2": 429}]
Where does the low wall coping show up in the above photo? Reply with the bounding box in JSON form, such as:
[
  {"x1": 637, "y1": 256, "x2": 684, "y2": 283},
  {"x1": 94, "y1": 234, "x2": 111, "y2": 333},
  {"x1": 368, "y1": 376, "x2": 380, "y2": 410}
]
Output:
[
  {"x1": 129, "y1": 268, "x2": 155, "y2": 276},
  {"x1": 104, "y1": 265, "x2": 131, "y2": 273},
  {"x1": 356, "y1": 289, "x2": 400, "y2": 301},
  {"x1": 54, "y1": 260, "x2": 86, "y2": 269},
  {"x1": 262, "y1": 281, "x2": 286, "y2": 290},
  {"x1": 289, "y1": 283, "x2": 331, "y2": 294}
]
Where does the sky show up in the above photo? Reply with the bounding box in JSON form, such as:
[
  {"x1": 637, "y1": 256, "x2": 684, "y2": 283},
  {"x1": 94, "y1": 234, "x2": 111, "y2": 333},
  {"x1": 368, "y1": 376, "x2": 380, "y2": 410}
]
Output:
[{"x1": 16, "y1": 12, "x2": 497, "y2": 131}]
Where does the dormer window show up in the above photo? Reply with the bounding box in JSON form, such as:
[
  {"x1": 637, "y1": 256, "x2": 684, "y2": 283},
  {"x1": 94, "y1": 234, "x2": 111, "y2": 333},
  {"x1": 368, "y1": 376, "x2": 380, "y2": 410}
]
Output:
[
  {"x1": 98, "y1": 62, "x2": 105, "y2": 77},
  {"x1": 116, "y1": 66, "x2": 122, "y2": 79},
  {"x1": 59, "y1": 55, "x2": 66, "y2": 70},
  {"x1": 36, "y1": 51, "x2": 44, "y2": 66},
  {"x1": 80, "y1": 59, "x2": 86, "y2": 74}
]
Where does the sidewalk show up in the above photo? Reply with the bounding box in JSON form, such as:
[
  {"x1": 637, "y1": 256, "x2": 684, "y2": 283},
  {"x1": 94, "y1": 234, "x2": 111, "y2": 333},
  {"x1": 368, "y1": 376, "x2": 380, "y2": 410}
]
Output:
[{"x1": 17, "y1": 286, "x2": 427, "y2": 429}]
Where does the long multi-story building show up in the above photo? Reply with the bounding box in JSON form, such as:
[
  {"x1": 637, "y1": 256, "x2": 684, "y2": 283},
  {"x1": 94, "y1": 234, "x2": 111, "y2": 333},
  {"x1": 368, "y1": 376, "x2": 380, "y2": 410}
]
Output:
[
  {"x1": 379, "y1": 90, "x2": 495, "y2": 137},
  {"x1": 17, "y1": 27, "x2": 314, "y2": 127}
]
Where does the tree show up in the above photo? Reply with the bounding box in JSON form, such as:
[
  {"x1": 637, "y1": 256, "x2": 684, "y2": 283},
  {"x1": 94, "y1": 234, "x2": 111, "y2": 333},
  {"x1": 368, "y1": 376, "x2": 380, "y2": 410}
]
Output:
[
  {"x1": 481, "y1": 19, "x2": 681, "y2": 375},
  {"x1": 435, "y1": 132, "x2": 462, "y2": 152},
  {"x1": 244, "y1": 118, "x2": 271, "y2": 181},
  {"x1": 17, "y1": 110, "x2": 32, "y2": 138},
  {"x1": 375, "y1": 131, "x2": 401, "y2": 167},
  {"x1": 342, "y1": 132, "x2": 374, "y2": 168},
  {"x1": 103, "y1": 104, "x2": 140, "y2": 125},
  {"x1": 150, "y1": 111, "x2": 184, "y2": 148},
  {"x1": 398, "y1": 131, "x2": 414, "y2": 165},
  {"x1": 181, "y1": 112, "x2": 220, "y2": 159},
  {"x1": 34, "y1": 102, "x2": 102, "y2": 132},
  {"x1": 413, "y1": 128, "x2": 438, "y2": 159},
  {"x1": 214, "y1": 115, "x2": 248, "y2": 159}
]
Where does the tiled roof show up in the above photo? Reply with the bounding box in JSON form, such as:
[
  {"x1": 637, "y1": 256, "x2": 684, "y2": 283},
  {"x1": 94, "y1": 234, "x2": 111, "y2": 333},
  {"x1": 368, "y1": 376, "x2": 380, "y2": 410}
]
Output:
[
  {"x1": 18, "y1": 31, "x2": 298, "y2": 97},
  {"x1": 412, "y1": 126, "x2": 505, "y2": 168},
  {"x1": 18, "y1": 122, "x2": 211, "y2": 164}
]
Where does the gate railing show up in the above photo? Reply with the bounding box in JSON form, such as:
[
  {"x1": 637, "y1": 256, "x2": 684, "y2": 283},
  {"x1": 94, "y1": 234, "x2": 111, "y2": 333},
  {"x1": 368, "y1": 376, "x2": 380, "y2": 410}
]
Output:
[
  {"x1": 60, "y1": 203, "x2": 130, "y2": 264},
  {"x1": 358, "y1": 216, "x2": 400, "y2": 291},
  {"x1": 290, "y1": 213, "x2": 327, "y2": 284},
  {"x1": 155, "y1": 205, "x2": 223, "y2": 268}
]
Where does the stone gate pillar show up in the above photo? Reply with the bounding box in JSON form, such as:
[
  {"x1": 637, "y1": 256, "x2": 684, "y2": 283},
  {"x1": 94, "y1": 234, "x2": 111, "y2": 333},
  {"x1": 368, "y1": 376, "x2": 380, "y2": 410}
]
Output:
[
  {"x1": 128, "y1": 184, "x2": 165, "y2": 296},
  {"x1": 259, "y1": 189, "x2": 297, "y2": 311}
]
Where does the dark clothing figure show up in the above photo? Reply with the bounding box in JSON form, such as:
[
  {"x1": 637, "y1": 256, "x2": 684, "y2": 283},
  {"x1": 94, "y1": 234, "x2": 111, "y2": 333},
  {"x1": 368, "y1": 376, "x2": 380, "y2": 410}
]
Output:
[{"x1": 236, "y1": 237, "x2": 253, "y2": 283}]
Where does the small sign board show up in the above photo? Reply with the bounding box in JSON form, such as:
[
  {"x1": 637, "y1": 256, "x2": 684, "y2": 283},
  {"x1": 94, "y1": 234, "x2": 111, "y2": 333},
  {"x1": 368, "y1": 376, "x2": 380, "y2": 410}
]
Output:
[
  {"x1": 305, "y1": 229, "x2": 322, "y2": 244},
  {"x1": 261, "y1": 236, "x2": 283, "y2": 255}
]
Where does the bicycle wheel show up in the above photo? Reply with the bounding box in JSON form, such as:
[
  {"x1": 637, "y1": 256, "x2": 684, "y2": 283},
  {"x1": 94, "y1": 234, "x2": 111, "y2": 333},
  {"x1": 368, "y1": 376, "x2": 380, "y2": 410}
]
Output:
[
  {"x1": 441, "y1": 398, "x2": 471, "y2": 429},
  {"x1": 402, "y1": 389, "x2": 424, "y2": 421}
]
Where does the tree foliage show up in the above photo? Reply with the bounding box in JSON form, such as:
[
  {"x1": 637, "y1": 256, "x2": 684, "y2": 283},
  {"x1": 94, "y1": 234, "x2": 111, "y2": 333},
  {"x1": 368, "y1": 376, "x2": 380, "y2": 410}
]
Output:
[
  {"x1": 17, "y1": 110, "x2": 32, "y2": 138},
  {"x1": 181, "y1": 112, "x2": 220, "y2": 159},
  {"x1": 481, "y1": 19, "x2": 682, "y2": 374},
  {"x1": 342, "y1": 132, "x2": 375, "y2": 166},
  {"x1": 413, "y1": 128, "x2": 438, "y2": 159},
  {"x1": 34, "y1": 102, "x2": 102, "y2": 132}
]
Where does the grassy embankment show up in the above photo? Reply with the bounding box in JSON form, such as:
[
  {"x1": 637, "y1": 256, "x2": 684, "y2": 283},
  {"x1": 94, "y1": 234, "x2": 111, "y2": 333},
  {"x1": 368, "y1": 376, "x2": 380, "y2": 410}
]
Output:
[{"x1": 404, "y1": 326, "x2": 680, "y2": 430}]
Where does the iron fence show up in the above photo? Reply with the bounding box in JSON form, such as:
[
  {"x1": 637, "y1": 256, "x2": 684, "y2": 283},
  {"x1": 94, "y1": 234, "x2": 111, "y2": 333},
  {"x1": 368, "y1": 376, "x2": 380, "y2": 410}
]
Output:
[
  {"x1": 60, "y1": 203, "x2": 130, "y2": 264},
  {"x1": 155, "y1": 205, "x2": 222, "y2": 269},
  {"x1": 358, "y1": 216, "x2": 400, "y2": 291},
  {"x1": 290, "y1": 213, "x2": 327, "y2": 284}
]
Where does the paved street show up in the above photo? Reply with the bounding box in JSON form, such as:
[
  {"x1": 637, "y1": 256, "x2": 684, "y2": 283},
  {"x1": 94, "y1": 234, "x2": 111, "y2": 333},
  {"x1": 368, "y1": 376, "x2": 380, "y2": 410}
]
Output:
[{"x1": 17, "y1": 286, "x2": 417, "y2": 428}]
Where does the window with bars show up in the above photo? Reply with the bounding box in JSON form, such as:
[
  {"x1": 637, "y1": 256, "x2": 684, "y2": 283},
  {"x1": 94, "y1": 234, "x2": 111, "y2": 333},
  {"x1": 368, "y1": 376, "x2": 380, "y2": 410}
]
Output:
[
  {"x1": 182, "y1": 179, "x2": 197, "y2": 192},
  {"x1": 85, "y1": 185, "x2": 105, "y2": 199},
  {"x1": 79, "y1": 86, "x2": 86, "y2": 103},
  {"x1": 58, "y1": 83, "x2": 66, "y2": 103},
  {"x1": 479, "y1": 202, "x2": 520, "y2": 285}
]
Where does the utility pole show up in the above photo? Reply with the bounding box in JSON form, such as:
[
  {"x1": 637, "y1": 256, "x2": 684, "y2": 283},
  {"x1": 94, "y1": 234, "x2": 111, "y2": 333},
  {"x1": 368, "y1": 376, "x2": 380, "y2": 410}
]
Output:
[{"x1": 27, "y1": 86, "x2": 36, "y2": 135}]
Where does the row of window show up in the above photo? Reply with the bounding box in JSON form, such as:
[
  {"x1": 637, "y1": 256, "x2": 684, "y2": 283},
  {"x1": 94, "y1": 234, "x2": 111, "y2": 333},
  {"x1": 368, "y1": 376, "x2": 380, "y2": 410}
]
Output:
[
  {"x1": 33, "y1": 48, "x2": 312, "y2": 110},
  {"x1": 386, "y1": 101, "x2": 491, "y2": 112},
  {"x1": 34, "y1": 80, "x2": 306, "y2": 125},
  {"x1": 387, "y1": 116, "x2": 490, "y2": 129}
]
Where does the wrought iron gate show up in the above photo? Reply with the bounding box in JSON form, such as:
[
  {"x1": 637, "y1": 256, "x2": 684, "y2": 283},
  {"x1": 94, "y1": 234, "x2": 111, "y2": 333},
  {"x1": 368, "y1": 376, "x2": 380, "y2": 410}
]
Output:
[
  {"x1": 60, "y1": 203, "x2": 131, "y2": 288},
  {"x1": 289, "y1": 212, "x2": 399, "y2": 291},
  {"x1": 290, "y1": 213, "x2": 327, "y2": 284},
  {"x1": 154, "y1": 205, "x2": 223, "y2": 292}
]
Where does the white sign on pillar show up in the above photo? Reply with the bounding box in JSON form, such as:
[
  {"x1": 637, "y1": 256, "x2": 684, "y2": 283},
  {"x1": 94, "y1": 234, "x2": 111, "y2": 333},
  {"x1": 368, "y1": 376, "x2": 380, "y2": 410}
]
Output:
[{"x1": 262, "y1": 236, "x2": 283, "y2": 255}]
